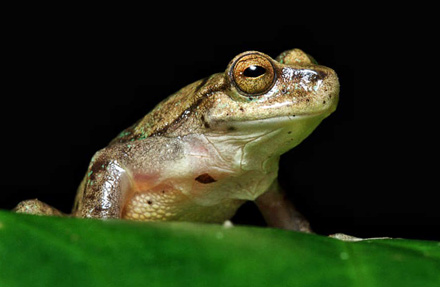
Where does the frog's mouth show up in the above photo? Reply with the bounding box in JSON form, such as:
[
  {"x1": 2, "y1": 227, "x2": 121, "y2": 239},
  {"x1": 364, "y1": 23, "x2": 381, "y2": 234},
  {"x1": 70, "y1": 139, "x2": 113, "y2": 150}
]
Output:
[
  {"x1": 207, "y1": 86, "x2": 338, "y2": 132},
  {"x1": 215, "y1": 109, "x2": 332, "y2": 132}
]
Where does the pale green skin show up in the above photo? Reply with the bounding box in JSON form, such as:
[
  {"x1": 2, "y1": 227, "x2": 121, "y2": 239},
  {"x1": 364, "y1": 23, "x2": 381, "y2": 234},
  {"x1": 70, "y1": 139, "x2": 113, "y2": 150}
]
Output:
[{"x1": 15, "y1": 49, "x2": 339, "y2": 232}]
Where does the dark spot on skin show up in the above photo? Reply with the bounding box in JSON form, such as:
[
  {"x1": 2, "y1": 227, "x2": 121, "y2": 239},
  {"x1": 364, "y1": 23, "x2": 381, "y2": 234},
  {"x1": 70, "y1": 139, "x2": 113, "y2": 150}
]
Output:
[
  {"x1": 317, "y1": 70, "x2": 328, "y2": 79},
  {"x1": 89, "y1": 158, "x2": 109, "y2": 182},
  {"x1": 92, "y1": 207, "x2": 104, "y2": 215},
  {"x1": 162, "y1": 190, "x2": 165, "y2": 194},
  {"x1": 195, "y1": 173, "x2": 217, "y2": 184},
  {"x1": 83, "y1": 194, "x2": 95, "y2": 202},
  {"x1": 147, "y1": 200, "x2": 152, "y2": 205},
  {"x1": 201, "y1": 115, "x2": 210, "y2": 128},
  {"x1": 239, "y1": 107, "x2": 244, "y2": 112}
]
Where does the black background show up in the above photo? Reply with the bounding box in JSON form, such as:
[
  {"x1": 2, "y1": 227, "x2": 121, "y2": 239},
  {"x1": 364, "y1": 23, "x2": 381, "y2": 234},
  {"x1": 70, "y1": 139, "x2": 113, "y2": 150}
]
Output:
[{"x1": 2, "y1": 6, "x2": 438, "y2": 240}]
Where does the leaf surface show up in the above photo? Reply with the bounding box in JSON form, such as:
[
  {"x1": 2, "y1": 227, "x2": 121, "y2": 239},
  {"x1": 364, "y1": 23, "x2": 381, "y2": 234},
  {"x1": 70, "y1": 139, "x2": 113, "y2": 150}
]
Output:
[{"x1": 0, "y1": 210, "x2": 439, "y2": 287}]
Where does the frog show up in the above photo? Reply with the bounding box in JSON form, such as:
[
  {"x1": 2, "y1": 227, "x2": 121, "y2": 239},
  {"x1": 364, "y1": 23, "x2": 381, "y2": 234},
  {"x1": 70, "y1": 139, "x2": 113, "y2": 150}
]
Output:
[{"x1": 14, "y1": 49, "x2": 339, "y2": 232}]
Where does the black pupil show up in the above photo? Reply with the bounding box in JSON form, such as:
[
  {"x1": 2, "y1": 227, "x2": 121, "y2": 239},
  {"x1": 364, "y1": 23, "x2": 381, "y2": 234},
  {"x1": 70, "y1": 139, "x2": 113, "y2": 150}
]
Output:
[{"x1": 243, "y1": 65, "x2": 266, "y2": 77}]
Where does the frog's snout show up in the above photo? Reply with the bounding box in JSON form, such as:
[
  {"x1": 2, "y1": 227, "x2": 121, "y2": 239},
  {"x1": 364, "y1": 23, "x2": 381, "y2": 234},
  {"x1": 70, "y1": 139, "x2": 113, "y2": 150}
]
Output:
[{"x1": 317, "y1": 66, "x2": 340, "y2": 113}]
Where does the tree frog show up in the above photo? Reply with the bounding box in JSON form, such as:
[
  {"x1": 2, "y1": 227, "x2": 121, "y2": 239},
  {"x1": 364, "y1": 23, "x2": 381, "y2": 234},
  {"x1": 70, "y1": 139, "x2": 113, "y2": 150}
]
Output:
[{"x1": 15, "y1": 49, "x2": 339, "y2": 232}]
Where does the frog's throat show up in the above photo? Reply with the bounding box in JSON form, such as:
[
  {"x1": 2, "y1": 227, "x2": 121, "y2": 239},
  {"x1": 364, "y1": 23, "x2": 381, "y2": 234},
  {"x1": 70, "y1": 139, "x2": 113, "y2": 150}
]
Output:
[{"x1": 205, "y1": 112, "x2": 329, "y2": 173}]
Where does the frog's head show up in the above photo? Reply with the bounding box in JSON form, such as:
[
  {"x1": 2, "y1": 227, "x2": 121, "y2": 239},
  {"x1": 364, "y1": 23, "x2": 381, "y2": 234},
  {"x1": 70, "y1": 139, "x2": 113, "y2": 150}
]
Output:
[
  {"x1": 204, "y1": 49, "x2": 339, "y2": 155},
  {"x1": 207, "y1": 49, "x2": 339, "y2": 126}
]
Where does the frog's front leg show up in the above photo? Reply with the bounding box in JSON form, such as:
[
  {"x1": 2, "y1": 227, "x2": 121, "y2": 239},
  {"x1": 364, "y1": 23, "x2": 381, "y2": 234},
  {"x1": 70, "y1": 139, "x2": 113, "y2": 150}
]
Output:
[
  {"x1": 73, "y1": 148, "x2": 133, "y2": 219},
  {"x1": 255, "y1": 181, "x2": 312, "y2": 233}
]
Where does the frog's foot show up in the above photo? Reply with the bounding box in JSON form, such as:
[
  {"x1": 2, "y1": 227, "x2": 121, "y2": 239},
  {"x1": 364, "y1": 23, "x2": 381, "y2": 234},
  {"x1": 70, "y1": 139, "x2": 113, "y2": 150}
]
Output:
[
  {"x1": 222, "y1": 220, "x2": 234, "y2": 228},
  {"x1": 14, "y1": 199, "x2": 64, "y2": 216},
  {"x1": 329, "y1": 233, "x2": 392, "y2": 241}
]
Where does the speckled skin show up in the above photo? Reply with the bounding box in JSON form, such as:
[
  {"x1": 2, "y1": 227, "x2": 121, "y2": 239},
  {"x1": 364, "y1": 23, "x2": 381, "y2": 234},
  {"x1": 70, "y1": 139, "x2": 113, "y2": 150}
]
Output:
[{"x1": 15, "y1": 49, "x2": 339, "y2": 232}]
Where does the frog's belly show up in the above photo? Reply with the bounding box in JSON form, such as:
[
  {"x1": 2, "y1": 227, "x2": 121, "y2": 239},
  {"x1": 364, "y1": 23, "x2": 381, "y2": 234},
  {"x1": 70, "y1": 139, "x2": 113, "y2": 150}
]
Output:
[{"x1": 122, "y1": 186, "x2": 245, "y2": 223}]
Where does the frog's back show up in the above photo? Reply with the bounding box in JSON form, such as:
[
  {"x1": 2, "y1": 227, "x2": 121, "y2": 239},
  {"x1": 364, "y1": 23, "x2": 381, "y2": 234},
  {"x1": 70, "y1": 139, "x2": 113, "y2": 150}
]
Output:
[{"x1": 110, "y1": 74, "x2": 226, "y2": 145}]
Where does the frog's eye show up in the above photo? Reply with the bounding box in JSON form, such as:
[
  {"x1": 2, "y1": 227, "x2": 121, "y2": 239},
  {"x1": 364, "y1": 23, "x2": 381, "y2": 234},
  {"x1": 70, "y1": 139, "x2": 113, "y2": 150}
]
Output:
[{"x1": 231, "y1": 53, "x2": 275, "y2": 96}]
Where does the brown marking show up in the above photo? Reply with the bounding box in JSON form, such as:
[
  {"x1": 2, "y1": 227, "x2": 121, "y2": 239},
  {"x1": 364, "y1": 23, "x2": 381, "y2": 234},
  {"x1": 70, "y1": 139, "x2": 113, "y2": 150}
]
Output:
[
  {"x1": 149, "y1": 96, "x2": 206, "y2": 137},
  {"x1": 201, "y1": 115, "x2": 210, "y2": 128},
  {"x1": 195, "y1": 173, "x2": 217, "y2": 184},
  {"x1": 193, "y1": 77, "x2": 209, "y2": 94},
  {"x1": 89, "y1": 158, "x2": 109, "y2": 181},
  {"x1": 149, "y1": 76, "x2": 227, "y2": 137}
]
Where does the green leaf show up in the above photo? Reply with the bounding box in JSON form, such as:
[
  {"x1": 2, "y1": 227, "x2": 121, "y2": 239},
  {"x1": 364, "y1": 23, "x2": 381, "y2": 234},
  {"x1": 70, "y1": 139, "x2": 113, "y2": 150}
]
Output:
[{"x1": 0, "y1": 210, "x2": 439, "y2": 287}]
